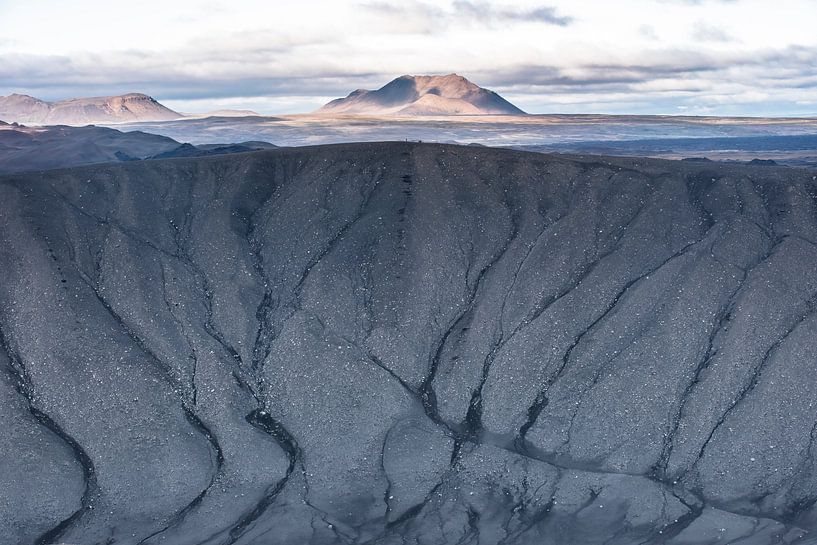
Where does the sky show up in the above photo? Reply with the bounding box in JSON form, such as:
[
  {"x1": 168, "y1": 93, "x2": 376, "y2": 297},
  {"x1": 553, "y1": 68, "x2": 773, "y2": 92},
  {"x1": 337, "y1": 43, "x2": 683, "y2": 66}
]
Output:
[{"x1": 0, "y1": 0, "x2": 816, "y2": 116}]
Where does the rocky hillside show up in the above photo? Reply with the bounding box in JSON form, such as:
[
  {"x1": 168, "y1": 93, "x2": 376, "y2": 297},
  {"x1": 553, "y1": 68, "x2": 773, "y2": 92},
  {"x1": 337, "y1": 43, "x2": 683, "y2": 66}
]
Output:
[
  {"x1": 1, "y1": 143, "x2": 816, "y2": 544},
  {"x1": 0, "y1": 123, "x2": 181, "y2": 172},
  {"x1": 0, "y1": 123, "x2": 276, "y2": 174},
  {"x1": 317, "y1": 74, "x2": 526, "y2": 115}
]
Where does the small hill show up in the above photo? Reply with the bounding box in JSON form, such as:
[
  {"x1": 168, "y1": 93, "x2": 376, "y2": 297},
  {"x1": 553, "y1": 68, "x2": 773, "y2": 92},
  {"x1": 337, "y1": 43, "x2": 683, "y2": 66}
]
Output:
[
  {"x1": 148, "y1": 141, "x2": 276, "y2": 160},
  {"x1": 0, "y1": 92, "x2": 182, "y2": 125},
  {"x1": 0, "y1": 123, "x2": 279, "y2": 174},
  {"x1": 0, "y1": 123, "x2": 181, "y2": 172},
  {"x1": 317, "y1": 74, "x2": 525, "y2": 116}
]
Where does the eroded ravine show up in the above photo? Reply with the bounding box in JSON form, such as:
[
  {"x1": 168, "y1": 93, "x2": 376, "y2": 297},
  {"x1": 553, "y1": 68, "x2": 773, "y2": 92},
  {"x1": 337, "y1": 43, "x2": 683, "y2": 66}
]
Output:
[{"x1": 1, "y1": 143, "x2": 817, "y2": 544}]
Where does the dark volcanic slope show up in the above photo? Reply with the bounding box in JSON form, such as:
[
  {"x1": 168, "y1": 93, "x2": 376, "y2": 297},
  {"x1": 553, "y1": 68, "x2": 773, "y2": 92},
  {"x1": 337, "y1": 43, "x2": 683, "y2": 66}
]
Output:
[
  {"x1": 0, "y1": 124, "x2": 277, "y2": 174},
  {"x1": 0, "y1": 124, "x2": 181, "y2": 173},
  {"x1": 2, "y1": 143, "x2": 817, "y2": 545}
]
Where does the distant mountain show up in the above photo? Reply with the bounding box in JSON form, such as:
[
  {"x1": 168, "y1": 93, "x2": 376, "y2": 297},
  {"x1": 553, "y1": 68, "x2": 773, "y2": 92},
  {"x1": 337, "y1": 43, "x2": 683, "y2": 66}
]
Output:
[
  {"x1": 0, "y1": 123, "x2": 278, "y2": 174},
  {"x1": 148, "y1": 141, "x2": 276, "y2": 160},
  {"x1": 195, "y1": 140, "x2": 277, "y2": 151},
  {"x1": 317, "y1": 74, "x2": 526, "y2": 116},
  {"x1": 0, "y1": 123, "x2": 180, "y2": 172},
  {"x1": 195, "y1": 109, "x2": 261, "y2": 118},
  {"x1": 0, "y1": 93, "x2": 182, "y2": 125},
  {"x1": 0, "y1": 94, "x2": 51, "y2": 123}
]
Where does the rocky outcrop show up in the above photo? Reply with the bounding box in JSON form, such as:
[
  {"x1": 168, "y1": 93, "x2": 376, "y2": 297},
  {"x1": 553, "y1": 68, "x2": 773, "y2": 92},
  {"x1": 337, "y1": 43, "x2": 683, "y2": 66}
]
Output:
[{"x1": 1, "y1": 143, "x2": 816, "y2": 544}]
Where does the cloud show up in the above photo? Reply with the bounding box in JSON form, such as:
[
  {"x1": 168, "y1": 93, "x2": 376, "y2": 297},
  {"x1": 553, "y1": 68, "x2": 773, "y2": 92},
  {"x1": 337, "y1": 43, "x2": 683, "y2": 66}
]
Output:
[
  {"x1": 0, "y1": 49, "x2": 392, "y2": 103},
  {"x1": 691, "y1": 22, "x2": 736, "y2": 42},
  {"x1": 452, "y1": 1, "x2": 574, "y2": 26},
  {"x1": 638, "y1": 25, "x2": 659, "y2": 40},
  {"x1": 659, "y1": 0, "x2": 738, "y2": 4},
  {"x1": 360, "y1": 0, "x2": 573, "y2": 31},
  {"x1": 472, "y1": 45, "x2": 817, "y2": 112},
  {"x1": 359, "y1": 2, "x2": 446, "y2": 33},
  {"x1": 3, "y1": 43, "x2": 817, "y2": 116}
]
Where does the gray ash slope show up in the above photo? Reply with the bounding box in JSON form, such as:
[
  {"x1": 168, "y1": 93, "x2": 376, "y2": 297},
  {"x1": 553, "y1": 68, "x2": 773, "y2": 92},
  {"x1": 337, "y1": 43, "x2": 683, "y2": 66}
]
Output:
[{"x1": 2, "y1": 142, "x2": 817, "y2": 545}]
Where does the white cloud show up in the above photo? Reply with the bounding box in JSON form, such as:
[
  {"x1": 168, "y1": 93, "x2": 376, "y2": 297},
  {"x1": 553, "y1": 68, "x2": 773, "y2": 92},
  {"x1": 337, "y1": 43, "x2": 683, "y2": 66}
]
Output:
[{"x1": 691, "y1": 22, "x2": 736, "y2": 43}]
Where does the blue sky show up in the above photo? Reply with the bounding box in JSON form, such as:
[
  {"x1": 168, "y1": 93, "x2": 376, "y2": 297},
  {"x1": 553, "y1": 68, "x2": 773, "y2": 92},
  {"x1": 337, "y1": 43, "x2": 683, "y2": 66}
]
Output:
[{"x1": 0, "y1": 0, "x2": 815, "y2": 116}]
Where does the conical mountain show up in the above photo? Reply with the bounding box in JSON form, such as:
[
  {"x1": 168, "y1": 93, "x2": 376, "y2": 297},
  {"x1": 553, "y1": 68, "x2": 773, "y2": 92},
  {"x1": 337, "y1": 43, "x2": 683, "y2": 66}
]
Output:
[{"x1": 317, "y1": 74, "x2": 525, "y2": 115}]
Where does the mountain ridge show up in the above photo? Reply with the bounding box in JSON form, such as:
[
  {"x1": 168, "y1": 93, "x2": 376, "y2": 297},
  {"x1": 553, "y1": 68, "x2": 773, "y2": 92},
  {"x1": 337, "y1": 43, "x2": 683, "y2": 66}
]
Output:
[{"x1": 0, "y1": 92, "x2": 182, "y2": 125}]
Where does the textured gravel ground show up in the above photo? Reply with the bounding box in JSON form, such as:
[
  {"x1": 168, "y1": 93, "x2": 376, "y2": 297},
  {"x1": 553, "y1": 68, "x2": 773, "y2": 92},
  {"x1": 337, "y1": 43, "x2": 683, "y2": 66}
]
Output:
[{"x1": 1, "y1": 142, "x2": 817, "y2": 544}]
